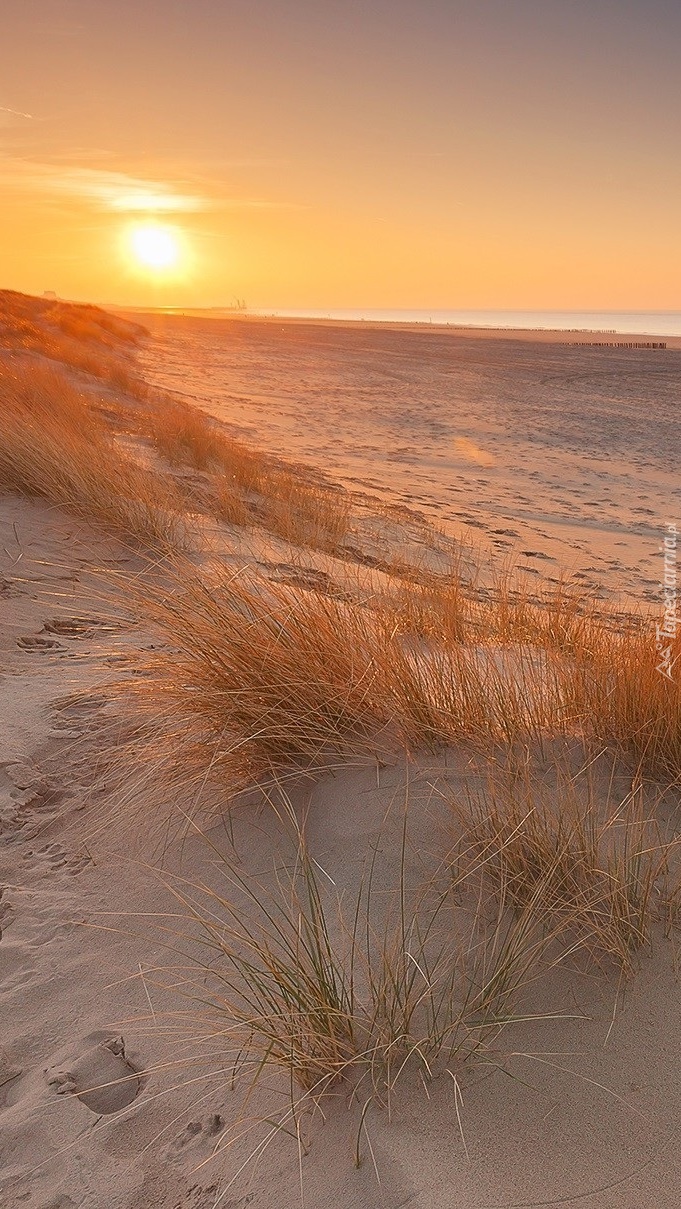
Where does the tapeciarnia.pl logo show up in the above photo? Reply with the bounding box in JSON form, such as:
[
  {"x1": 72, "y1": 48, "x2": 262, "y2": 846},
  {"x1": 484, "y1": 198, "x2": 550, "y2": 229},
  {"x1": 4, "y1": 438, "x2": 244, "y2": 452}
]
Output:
[{"x1": 656, "y1": 523, "x2": 679, "y2": 680}]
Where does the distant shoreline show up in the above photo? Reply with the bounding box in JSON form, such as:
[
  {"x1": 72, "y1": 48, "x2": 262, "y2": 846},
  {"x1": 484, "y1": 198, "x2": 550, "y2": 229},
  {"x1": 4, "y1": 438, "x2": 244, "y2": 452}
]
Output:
[{"x1": 118, "y1": 306, "x2": 681, "y2": 349}]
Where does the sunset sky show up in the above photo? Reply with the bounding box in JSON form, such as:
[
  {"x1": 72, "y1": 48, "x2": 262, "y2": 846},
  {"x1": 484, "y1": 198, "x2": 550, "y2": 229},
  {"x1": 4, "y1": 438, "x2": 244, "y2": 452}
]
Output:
[{"x1": 2, "y1": 0, "x2": 680, "y2": 310}]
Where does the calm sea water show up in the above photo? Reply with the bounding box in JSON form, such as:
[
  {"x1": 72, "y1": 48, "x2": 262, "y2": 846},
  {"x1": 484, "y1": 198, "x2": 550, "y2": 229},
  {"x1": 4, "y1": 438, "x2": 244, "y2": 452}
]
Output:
[{"x1": 251, "y1": 309, "x2": 681, "y2": 338}]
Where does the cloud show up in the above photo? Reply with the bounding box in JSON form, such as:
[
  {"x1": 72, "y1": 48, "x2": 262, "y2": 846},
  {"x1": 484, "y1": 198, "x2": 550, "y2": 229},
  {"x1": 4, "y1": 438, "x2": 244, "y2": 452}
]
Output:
[
  {"x1": 1, "y1": 162, "x2": 214, "y2": 213},
  {"x1": 0, "y1": 158, "x2": 303, "y2": 213},
  {"x1": 0, "y1": 105, "x2": 34, "y2": 120},
  {"x1": 0, "y1": 105, "x2": 36, "y2": 131}
]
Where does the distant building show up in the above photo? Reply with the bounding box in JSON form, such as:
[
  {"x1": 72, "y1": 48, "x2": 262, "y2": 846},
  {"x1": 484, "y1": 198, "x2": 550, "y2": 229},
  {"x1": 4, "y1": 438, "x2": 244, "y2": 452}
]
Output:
[{"x1": 42, "y1": 290, "x2": 58, "y2": 300}]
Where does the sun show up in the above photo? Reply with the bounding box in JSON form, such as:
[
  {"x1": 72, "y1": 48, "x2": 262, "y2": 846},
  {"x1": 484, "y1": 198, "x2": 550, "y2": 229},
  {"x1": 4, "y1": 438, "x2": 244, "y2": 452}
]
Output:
[{"x1": 128, "y1": 223, "x2": 180, "y2": 271}]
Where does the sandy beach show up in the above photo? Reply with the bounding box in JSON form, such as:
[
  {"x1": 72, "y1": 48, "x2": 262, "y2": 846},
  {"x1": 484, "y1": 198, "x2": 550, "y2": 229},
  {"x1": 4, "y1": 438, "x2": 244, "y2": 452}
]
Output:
[
  {"x1": 136, "y1": 312, "x2": 681, "y2": 607},
  {"x1": 2, "y1": 295, "x2": 681, "y2": 1209}
]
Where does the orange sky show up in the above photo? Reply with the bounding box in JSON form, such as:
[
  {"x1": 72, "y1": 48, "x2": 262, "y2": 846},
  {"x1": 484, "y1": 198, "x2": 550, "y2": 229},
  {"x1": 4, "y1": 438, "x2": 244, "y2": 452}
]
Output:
[{"x1": 2, "y1": 0, "x2": 680, "y2": 310}]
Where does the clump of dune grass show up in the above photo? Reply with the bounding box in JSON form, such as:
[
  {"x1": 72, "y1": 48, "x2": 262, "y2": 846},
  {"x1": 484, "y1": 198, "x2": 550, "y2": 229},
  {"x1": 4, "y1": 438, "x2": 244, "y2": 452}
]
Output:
[
  {"x1": 376, "y1": 562, "x2": 681, "y2": 778},
  {"x1": 255, "y1": 473, "x2": 352, "y2": 552},
  {"x1": 145, "y1": 397, "x2": 235, "y2": 473},
  {"x1": 133, "y1": 793, "x2": 577, "y2": 1129},
  {"x1": 142, "y1": 395, "x2": 352, "y2": 551},
  {"x1": 374, "y1": 558, "x2": 612, "y2": 673},
  {"x1": 477, "y1": 569, "x2": 603, "y2": 651},
  {"x1": 386, "y1": 562, "x2": 469, "y2": 644},
  {"x1": 109, "y1": 537, "x2": 681, "y2": 810},
  {"x1": 111, "y1": 553, "x2": 606, "y2": 801},
  {"x1": 384, "y1": 638, "x2": 567, "y2": 751},
  {"x1": 0, "y1": 361, "x2": 188, "y2": 550},
  {"x1": 452, "y1": 764, "x2": 673, "y2": 971},
  {"x1": 117, "y1": 562, "x2": 394, "y2": 785},
  {"x1": 563, "y1": 623, "x2": 681, "y2": 780}
]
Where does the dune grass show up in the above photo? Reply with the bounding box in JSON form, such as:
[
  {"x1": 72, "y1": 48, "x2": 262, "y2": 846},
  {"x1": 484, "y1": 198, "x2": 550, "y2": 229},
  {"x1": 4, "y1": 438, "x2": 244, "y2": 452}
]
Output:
[
  {"x1": 387, "y1": 562, "x2": 469, "y2": 644},
  {"x1": 0, "y1": 361, "x2": 188, "y2": 550},
  {"x1": 379, "y1": 564, "x2": 681, "y2": 780},
  {"x1": 0, "y1": 287, "x2": 149, "y2": 395},
  {"x1": 7, "y1": 289, "x2": 681, "y2": 1172},
  {"x1": 102, "y1": 764, "x2": 679, "y2": 1175},
  {"x1": 113, "y1": 536, "x2": 681, "y2": 796},
  {"x1": 139, "y1": 793, "x2": 578, "y2": 1117},
  {"x1": 564, "y1": 623, "x2": 681, "y2": 780},
  {"x1": 5, "y1": 296, "x2": 680, "y2": 811},
  {"x1": 118, "y1": 563, "x2": 394, "y2": 784},
  {"x1": 143, "y1": 394, "x2": 352, "y2": 551},
  {"x1": 452, "y1": 764, "x2": 673, "y2": 971}
]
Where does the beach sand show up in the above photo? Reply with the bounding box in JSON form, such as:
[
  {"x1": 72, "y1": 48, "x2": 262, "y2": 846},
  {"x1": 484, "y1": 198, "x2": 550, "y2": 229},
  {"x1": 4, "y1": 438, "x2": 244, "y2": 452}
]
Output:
[
  {"x1": 2, "y1": 309, "x2": 681, "y2": 1208},
  {"x1": 137, "y1": 313, "x2": 681, "y2": 607}
]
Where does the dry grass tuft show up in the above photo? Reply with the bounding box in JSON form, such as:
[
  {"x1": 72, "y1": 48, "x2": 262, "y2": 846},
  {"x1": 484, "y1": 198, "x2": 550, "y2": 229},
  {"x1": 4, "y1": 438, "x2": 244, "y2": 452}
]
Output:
[
  {"x1": 452, "y1": 764, "x2": 673, "y2": 970},
  {"x1": 114, "y1": 556, "x2": 584, "y2": 802},
  {"x1": 137, "y1": 794, "x2": 577, "y2": 1115},
  {"x1": 0, "y1": 361, "x2": 188, "y2": 550},
  {"x1": 253, "y1": 473, "x2": 352, "y2": 552},
  {"x1": 143, "y1": 396, "x2": 352, "y2": 551},
  {"x1": 477, "y1": 571, "x2": 603, "y2": 650},
  {"x1": 565, "y1": 624, "x2": 681, "y2": 780},
  {"x1": 387, "y1": 563, "x2": 468, "y2": 644},
  {"x1": 118, "y1": 563, "x2": 394, "y2": 782},
  {"x1": 147, "y1": 398, "x2": 235, "y2": 472}
]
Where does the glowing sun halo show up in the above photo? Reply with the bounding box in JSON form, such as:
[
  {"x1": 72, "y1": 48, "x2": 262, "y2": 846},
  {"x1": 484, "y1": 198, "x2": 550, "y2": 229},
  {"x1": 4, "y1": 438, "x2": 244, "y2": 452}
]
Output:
[{"x1": 129, "y1": 224, "x2": 180, "y2": 271}]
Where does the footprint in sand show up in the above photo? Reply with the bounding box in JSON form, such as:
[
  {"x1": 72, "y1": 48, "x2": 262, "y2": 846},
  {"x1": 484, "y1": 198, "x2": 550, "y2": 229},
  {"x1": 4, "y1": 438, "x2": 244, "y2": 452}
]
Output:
[
  {"x1": 42, "y1": 616, "x2": 114, "y2": 639},
  {"x1": 2, "y1": 772, "x2": 71, "y2": 844},
  {"x1": 47, "y1": 1035, "x2": 143, "y2": 1114},
  {"x1": 263, "y1": 562, "x2": 335, "y2": 593},
  {"x1": 50, "y1": 691, "x2": 110, "y2": 737},
  {"x1": 5, "y1": 762, "x2": 41, "y2": 793},
  {"x1": 174, "y1": 1185, "x2": 238, "y2": 1209},
  {"x1": 22, "y1": 841, "x2": 90, "y2": 876},
  {"x1": 0, "y1": 576, "x2": 18, "y2": 597},
  {"x1": 174, "y1": 1113, "x2": 225, "y2": 1152},
  {"x1": 0, "y1": 887, "x2": 16, "y2": 939},
  {"x1": 16, "y1": 635, "x2": 65, "y2": 653}
]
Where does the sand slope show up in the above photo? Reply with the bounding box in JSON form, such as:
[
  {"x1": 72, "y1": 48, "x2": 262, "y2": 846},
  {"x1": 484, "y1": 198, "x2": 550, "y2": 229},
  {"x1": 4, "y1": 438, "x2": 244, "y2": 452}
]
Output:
[
  {"x1": 2, "y1": 485, "x2": 681, "y2": 1208},
  {"x1": 137, "y1": 314, "x2": 681, "y2": 609}
]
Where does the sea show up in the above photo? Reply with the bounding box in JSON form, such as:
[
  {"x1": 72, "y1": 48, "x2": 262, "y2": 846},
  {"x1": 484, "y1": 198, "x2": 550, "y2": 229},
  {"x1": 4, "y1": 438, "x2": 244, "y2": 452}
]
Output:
[{"x1": 250, "y1": 309, "x2": 681, "y2": 338}]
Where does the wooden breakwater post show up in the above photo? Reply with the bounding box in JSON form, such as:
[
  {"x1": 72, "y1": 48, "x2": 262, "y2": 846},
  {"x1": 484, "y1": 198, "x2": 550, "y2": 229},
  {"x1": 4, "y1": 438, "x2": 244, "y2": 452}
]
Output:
[{"x1": 571, "y1": 341, "x2": 667, "y2": 349}]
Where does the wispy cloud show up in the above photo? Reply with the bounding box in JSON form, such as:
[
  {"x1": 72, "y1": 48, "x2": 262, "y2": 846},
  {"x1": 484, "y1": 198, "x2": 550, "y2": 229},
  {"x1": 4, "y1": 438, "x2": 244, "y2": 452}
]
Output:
[
  {"x1": 0, "y1": 104, "x2": 37, "y2": 132},
  {"x1": 2, "y1": 161, "x2": 214, "y2": 213},
  {"x1": 0, "y1": 105, "x2": 35, "y2": 120},
  {"x1": 1, "y1": 158, "x2": 301, "y2": 213}
]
